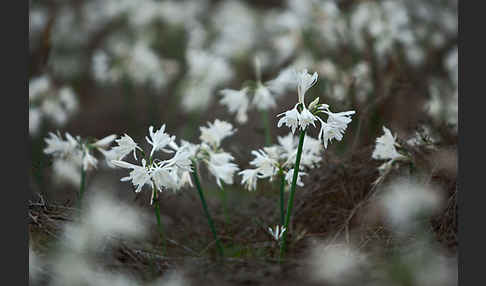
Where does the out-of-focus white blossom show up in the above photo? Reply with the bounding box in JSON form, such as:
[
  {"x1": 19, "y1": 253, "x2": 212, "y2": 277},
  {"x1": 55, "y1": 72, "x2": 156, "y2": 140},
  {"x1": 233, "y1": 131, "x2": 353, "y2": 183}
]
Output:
[
  {"x1": 380, "y1": 178, "x2": 443, "y2": 233},
  {"x1": 308, "y1": 242, "x2": 367, "y2": 284},
  {"x1": 285, "y1": 169, "x2": 306, "y2": 187},
  {"x1": 199, "y1": 119, "x2": 236, "y2": 149},
  {"x1": 267, "y1": 225, "x2": 286, "y2": 241},
  {"x1": 372, "y1": 126, "x2": 406, "y2": 161},
  {"x1": 29, "y1": 75, "x2": 79, "y2": 135},
  {"x1": 219, "y1": 88, "x2": 250, "y2": 124}
]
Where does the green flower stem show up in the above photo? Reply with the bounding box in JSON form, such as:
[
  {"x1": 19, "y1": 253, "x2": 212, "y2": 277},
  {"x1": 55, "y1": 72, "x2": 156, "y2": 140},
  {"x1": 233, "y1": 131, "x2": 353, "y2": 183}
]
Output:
[
  {"x1": 279, "y1": 169, "x2": 286, "y2": 226},
  {"x1": 152, "y1": 192, "x2": 167, "y2": 255},
  {"x1": 279, "y1": 129, "x2": 306, "y2": 261},
  {"x1": 191, "y1": 161, "x2": 224, "y2": 257},
  {"x1": 261, "y1": 110, "x2": 272, "y2": 146},
  {"x1": 77, "y1": 167, "x2": 86, "y2": 209},
  {"x1": 219, "y1": 183, "x2": 229, "y2": 226}
]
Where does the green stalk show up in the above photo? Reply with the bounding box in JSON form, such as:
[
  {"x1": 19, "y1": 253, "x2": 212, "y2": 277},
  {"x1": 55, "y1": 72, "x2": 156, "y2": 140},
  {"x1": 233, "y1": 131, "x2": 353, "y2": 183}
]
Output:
[
  {"x1": 191, "y1": 160, "x2": 224, "y2": 257},
  {"x1": 279, "y1": 129, "x2": 306, "y2": 261},
  {"x1": 152, "y1": 191, "x2": 167, "y2": 255},
  {"x1": 77, "y1": 167, "x2": 86, "y2": 209},
  {"x1": 261, "y1": 110, "x2": 272, "y2": 146},
  {"x1": 219, "y1": 183, "x2": 229, "y2": 226},
  {"x1": 278, "y1": 169, "x2": 286, "y2": 226}
]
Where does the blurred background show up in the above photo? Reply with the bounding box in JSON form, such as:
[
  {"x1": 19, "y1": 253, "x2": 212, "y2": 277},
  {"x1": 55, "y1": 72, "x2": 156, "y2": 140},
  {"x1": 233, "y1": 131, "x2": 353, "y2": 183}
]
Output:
[{"x1": 29, "y1": 0, "x2": 458, "y2": 285}]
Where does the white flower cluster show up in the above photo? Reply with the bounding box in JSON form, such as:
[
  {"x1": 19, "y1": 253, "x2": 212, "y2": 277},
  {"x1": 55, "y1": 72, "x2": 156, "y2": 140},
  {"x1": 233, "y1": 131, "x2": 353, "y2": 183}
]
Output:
[
  {"x1": 219, "y1": 61, "x2": 299, "y2": 124},
  {"x1": 108, "y1": 125, "x2": 193, "y2": 202},
  {"x1": 29, "y1": 75, "x2": 79, "y2": 137},
  {"x1": 43, "y1": 132, "x2": 117, "y2": 186},
  {"x1": 372, "y1": 126, "x2": 408, "y2": 174},
  {"x1": 180, "y1": 49, "x2": 234, "y2": 113},
  {"x1": 277, "y1": 69, "x2": 355, "y2": 148},
  {"x1": 171, "y1": 119, "x2": 240, "y2": 189},
  {"x1": 92, "y1": 39, "x2": 178, "y2": 90},
  {"x1": 239, "y1": 133, "x2": 323, "y2": 191}
]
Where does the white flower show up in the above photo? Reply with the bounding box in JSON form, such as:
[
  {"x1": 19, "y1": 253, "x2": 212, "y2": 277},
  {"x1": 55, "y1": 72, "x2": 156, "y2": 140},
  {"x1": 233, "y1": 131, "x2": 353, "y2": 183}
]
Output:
[
  {"x1": 80, "y1": 146, "x2": 98, "y2": 171},
  {"x1": 285, "y1": 169, "x2": 306, "y2": 187},
  {"x1": 372, "y1": 126, "x2": 406, "y2": 161},
  {"x1": 277, "y1": 104, "x2": 300, "y2": 134},
  {"x1": 380, "y1": 178, "x2": 443, "y2": 232},
  {"x1": 220, "y1": 87, "x2": 250, "y2": 123},
  {"x1": 152, "y1": 166, "x2": 179, "y2": 191},
  {"x1": 239, "y1": 169, "x2": 260, "y2": 191},
  {"x1": 44, "y1": 132, "x2": 78, "y2": 157},
  {"x1": 266, "y1": 67, "x2": 298, "y2": 96},
  {"x1": 109, "y1": 134, "x2": 141, "y2": 161},
  {"x1": 29, "y1": 75, "x2": 50, "y2": 101},
  {"x1": 29, "y1": 108, "x2": 42, "y2": 136},
  {"x1": 300, "y1": 136, "x2": 324, "y2": 168},
  {"x1": 253, "y1": 83, "x2": 276, "y2": 110},
  {"x1": 267, "y1": 225, "x2": 286, "y2": 241},
  {"x1": 52, "y1": 158, "x2": 81, "y2": 186},
  {"x1": 58, "y1": 87, "x2": 79, "y2": 114},
  {"x1": 145, "y1": 125, "x2": 174, "y2": 157},
  {"x1": 92, "y1": 134, "x2": 117, "y2": 149},
  {"x1": 318, "y1": 109, "x2": 355, "y2": 148},
  {"x1": 111, "y1": 159, "x2": 152, "y2": 193},
  {"x1": 296, "y1": 69, "x2": 318, "y2": 105},
  {"x1": 298, "y1": 106, "x2": 317, "y2": 130},
  {"x1": 249, "y1": 149, "x2": 279, "y2": 179},
  {"x1": 41, "y1": 99, "x2": 68, "y2": 126},
  {"x1": 199, "y1": 119, "x2": 236, "y2": 148},
  {"x1": 207, "y1": 151, "x2": 239, "y2": 188}
]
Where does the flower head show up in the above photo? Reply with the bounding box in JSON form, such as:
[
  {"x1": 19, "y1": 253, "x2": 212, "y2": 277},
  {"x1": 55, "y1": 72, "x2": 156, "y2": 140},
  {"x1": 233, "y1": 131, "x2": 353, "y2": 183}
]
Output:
[
  {"x1": 297, "y1": 69, "x2": 318, "y2": 105},
  {"x1": 146, "y1": 125, "x2": 175, "y2": 157},
  {"x1": 199, "y1": 119, "x2": 236, "y2": 148},
  {"x1": 268, "y1": 225, "x2": 287, "y2": 241},
  {"x1": 219, "y1": 88, "x2": 250, "y2": 124},
  {"x1": 111, "y1": 159, "x2": 152, "y2": 193},
  {"x1": 372, "y1": 126, "x2": 405, "y2": 161},
  {"x1": 239, "y1": 169, "x2": 260, "y2": 191},
  {"x1": 277, "y1": 104, "x2": 301, "y2": 134},
  {"x1": 109, "y1": 134, "x2": 141, "y2": 162},
  {"x1": 253, "y1": 83, "x2": 276, "y2": 110},
  {"x1": 207, "y1": 151, "x2": 240, "y2": 188}
]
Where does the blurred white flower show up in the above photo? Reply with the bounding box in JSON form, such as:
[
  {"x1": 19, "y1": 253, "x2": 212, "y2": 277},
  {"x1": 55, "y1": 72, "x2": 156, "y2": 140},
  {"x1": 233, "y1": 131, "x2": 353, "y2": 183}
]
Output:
[
  {"x1": 207, "y1": 151, "x2": 240, "y2": 188},
  {"x1": 239, "y1": 169, "x2": 260, "y2": 191},
  {"x1": 285, "y1": 169, "x2": 306, "y2": 187},
  {"x1": 267, "y1": 225, "x2": 286, "y2": 241},
  {"x1": 29, "y1": 108, "x2": 42, "y2": 136},
  {"x1": 199, "y1": 119, "x2": 236, "y2": 148},
  {"x1": 372, "y1": 126, "x2": 406, "y2": 161},
  {"x1": 92, "y1": 134, "x2": 117, "y2": 149},
  {"x1": 308, "y1": 242, "x2": 367, "y2": 284},
  {"x1": 44, "y1": 132, "x2": 79, "y2": 158},
  {"x1": 266, "y1": 67, "x2": 298, "y2": 96},
  {"x1": 219, "y1": 87, "x2": 250, "y2": 124},
  {"x1": 380, "y1": 178, "x2": 443, "y2": 233},
  {"x1": 253, "y1": 83, "x2": 276, "y2": 110}
]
